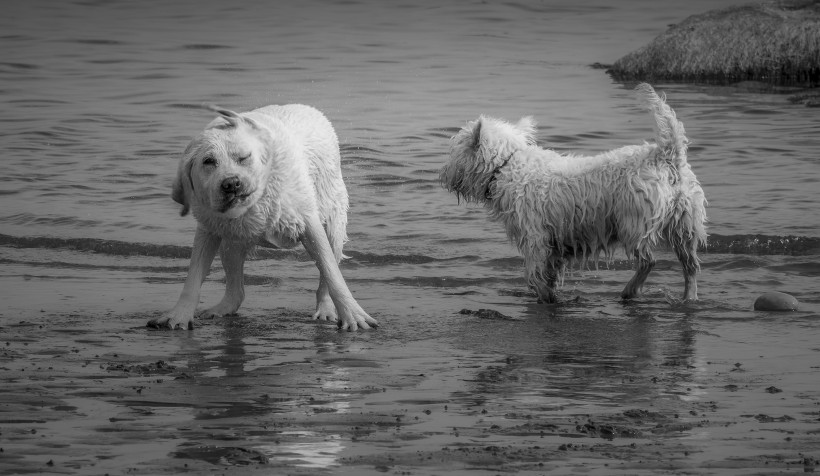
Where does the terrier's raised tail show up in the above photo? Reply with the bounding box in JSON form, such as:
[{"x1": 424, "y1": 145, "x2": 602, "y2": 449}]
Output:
[{"x1": 636, "y1": 83, "x2": 689, "y2": 169}]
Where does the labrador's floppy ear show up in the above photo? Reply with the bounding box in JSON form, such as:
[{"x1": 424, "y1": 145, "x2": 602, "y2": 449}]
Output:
[
  {"x1": 171, "y1": 154, "x2": 194, "y2": 216},
  {"x1": 204, "y1": 103, "x2": 260, "y2": 129},
  {"x1": 205, "y1": 104, "x2": 241, "y2": 127}
]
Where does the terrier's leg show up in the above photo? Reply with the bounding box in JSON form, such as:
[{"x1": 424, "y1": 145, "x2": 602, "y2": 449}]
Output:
[
  {"x1": 530, "y1": 259, "x2": 561, "y2": 304},
  {"x1": 534, "y1": 280, "x2": 557, "y2": 303},
  {"x1": 682, "y1": 268, "x2": 698, "y2": 301},
  {"x1": 672, "y1": 237, "x2": 700, "y2": 301},
  {"x1": 664, "y1": 192, "x2": 706, "y2": 301},
  {"x1": 621, "y1": 251, "x2": 655, "y2": 299}
]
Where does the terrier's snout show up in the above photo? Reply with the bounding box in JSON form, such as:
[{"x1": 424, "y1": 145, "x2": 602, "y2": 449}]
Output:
[{"x1": 221, "y1": 176, "x2": 243, "y2": 195}]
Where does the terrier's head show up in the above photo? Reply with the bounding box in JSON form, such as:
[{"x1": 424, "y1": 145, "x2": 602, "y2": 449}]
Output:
[{"x1": 440, "y1": 115, "x2": 536, "y2": 203}]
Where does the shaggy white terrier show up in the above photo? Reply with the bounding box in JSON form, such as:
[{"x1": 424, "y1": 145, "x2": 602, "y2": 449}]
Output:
[
  {"x1": 149, "y1": 104, "x2": 377, "y2": 331},
  {"x1": 440, "y1": 84, "x2": 707, "y2": 303}
]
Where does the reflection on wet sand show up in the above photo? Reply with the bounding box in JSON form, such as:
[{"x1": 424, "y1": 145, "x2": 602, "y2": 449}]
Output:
[
  {"x1": 453, "y1": 298, "x2": 698, "y2": 410},
  {"x1": 258, "y1": 431, "x2": 344, "y2": 469},
  {"x1": 1, "y1": 300, "x2": 817, "y2": 474}
]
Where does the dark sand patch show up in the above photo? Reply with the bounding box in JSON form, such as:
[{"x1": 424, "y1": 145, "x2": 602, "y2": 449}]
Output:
[{"x1": 1, "y1": 286, "x2": 819, "y2": 475}]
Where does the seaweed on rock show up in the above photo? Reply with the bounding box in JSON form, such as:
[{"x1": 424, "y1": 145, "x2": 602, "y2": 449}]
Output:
[{"x1": 608, "y1": 0, "x2": 820, "y2": 87}]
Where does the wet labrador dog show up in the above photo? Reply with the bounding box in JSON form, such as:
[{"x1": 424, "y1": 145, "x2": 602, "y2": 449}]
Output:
[{"x1": 149, "y1": 104, "x2": 377, "y2": 331}]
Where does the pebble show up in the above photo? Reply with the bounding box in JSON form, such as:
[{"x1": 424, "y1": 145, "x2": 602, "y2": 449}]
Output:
[{"x1": 753, "y1": 292, "x2": 799, "y2": 311}]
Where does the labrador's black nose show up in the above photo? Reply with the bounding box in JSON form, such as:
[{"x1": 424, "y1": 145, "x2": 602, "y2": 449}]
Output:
[{"x1": 221, "y1": 176, "x2": 242, "y2": 194}]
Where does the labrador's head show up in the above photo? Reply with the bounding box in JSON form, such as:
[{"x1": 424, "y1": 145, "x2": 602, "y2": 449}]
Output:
[{"x1": 172, "y1": 106, "x2": 273, "y2": 219}]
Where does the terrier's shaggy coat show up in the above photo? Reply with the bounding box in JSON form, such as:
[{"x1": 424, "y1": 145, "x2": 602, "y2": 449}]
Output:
[
  {"x1": 440, "y1": 84, "x2": 707, "y2": 303},
  {"x1": 150, "y1": 104, "x2": 377, "y2": 331}
]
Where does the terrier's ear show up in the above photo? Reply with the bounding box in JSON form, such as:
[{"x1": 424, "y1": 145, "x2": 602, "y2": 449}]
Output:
[
  {"x1": 515, "y1": 116, "x2": 537, "y2": 145},
  {"x1": 470, "y1": 118, "x2": 483, "y2": 150},
  {"x1": 171, "y1": 155, "x2": 194, "y2": 216}
]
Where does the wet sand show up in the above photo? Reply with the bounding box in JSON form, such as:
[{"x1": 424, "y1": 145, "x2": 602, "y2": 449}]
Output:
[{"x1": 1, "y1": 275, "x2": 819, "y2": 475}]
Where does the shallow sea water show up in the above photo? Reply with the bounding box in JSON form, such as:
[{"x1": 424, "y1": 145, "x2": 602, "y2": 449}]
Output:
[{"x1": 1, "y1": 0, "x2": 819, "y2": 474}]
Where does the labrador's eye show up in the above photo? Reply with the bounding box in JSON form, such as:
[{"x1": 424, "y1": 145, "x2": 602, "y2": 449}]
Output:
[
  {"x1": 238, "y1": 154, "x2": 250, "y2": 163},
  {"x1": 202, "y1": 156, "x2": 217, "y2": 166}
]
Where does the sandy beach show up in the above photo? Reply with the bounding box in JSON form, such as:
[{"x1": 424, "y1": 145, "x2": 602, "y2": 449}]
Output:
[{"x1": 2, "y1": 272, "x2": 818, "y2": 475}]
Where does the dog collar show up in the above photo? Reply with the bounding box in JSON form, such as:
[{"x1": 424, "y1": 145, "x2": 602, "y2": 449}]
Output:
[{"x1": 485, "y1": 153, "x2": 515, "y2": 200}]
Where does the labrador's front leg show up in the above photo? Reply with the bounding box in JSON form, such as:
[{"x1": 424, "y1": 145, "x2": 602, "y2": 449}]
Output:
[
  {"x1": 149, "y1": 226, "x2": 221, "y2": 330},
  {"x1": 199, "y1": 240, "x2": 248, "y2": 319},
  {"x1": 300, "y1": 214, "x2": 378, "y2": 331},
  {"x1": 312, "y1": 275, "x2": 338, "y2": 322}
]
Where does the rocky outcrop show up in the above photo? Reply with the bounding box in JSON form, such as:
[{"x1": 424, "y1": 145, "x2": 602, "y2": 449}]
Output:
[{"x1": 607, "y1": 1, "x2": 820, "y2": 87}]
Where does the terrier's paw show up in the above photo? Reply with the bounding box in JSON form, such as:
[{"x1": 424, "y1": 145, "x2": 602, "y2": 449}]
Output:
[
  {"x1": 533, "y1": 282, "x2": 558, "y2": 304},
  {"x1": 147, "y1": 310, "x2": 194, "y2": 330}
]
